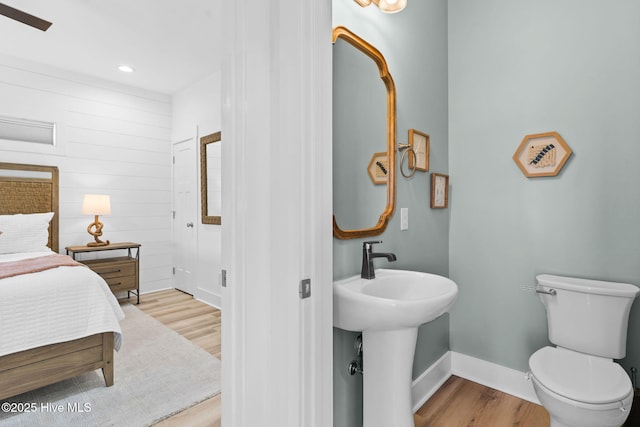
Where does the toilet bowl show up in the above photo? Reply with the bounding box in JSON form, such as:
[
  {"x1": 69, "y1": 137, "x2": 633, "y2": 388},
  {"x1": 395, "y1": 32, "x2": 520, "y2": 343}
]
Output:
[{"x1": 529, "y1": 346, "x2": 633, "y2": 427}]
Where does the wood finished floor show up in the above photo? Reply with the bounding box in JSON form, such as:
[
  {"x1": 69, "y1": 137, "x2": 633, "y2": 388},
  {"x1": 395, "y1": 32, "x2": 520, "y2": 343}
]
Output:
[
  {"x1": 133, "y1": 289, "x2": 220, "y2": 359},
  {"x1": 134, "y1": 289, "x2": 549, "y2": 427},
  {"x1": 414, "y1": 375, "x2": 549, "y2": 427}
]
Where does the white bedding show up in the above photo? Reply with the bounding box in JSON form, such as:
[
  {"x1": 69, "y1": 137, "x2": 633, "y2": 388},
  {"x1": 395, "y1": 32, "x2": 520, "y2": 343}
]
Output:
[{"x1": 0, "y1": 250, "x2": 125, "y2": 357}]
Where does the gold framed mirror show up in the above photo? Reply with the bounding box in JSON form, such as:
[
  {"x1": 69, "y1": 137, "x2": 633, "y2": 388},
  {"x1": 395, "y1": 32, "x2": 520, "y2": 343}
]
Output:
[
  {"x1": 200, "y1": 131, "x2": 221, "y2": 225},
  {"x1": 332, "y1": 26, "x2": 396, "y2": 239}
]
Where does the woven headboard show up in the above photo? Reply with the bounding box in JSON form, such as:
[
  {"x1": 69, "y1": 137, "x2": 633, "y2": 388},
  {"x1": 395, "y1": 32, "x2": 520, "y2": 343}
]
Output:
[{"x1": 0, "y1": 162, "x2": 59, "y2": 252}]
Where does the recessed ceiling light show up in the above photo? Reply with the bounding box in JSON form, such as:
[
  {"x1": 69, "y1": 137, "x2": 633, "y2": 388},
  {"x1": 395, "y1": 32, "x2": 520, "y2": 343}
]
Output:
[{"x1": 118, "y1": 65, "x2": 134, "y2": 73}]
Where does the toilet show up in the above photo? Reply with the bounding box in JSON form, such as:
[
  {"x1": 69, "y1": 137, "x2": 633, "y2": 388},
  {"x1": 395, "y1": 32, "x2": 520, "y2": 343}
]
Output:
[{"x1": 528, "y1": 274, "x2": 639, "y2": 427}]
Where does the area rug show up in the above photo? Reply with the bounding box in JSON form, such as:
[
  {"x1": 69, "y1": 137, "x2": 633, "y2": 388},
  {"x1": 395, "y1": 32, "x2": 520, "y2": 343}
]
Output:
[{"x1": 0, "y1": 304, "x2": 221, "y2": 427}]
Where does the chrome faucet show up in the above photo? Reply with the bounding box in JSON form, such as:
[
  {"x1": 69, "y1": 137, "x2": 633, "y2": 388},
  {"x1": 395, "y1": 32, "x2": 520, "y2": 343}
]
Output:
[{"x1": 361, "y1": 241, "x2": 397, "y2": 279}]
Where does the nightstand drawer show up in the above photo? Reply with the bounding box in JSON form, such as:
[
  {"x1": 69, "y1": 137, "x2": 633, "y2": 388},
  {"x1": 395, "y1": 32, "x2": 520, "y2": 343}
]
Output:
[
  {"x1": 84, "y1": 257, "x2": 136, "y2": 279},
  {"x1": 105, "y1": 275, "x2": 137, "y2": 293}
]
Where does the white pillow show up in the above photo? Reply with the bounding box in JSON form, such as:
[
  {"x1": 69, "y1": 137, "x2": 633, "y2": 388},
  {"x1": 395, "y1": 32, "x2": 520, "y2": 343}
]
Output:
[{"x1": 0, "y1": 212, "x2": 54, "y2": 254}]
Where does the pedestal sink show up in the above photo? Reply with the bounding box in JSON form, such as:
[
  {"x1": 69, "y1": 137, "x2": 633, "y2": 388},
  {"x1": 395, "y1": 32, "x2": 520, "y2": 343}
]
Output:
[{"x1": 333, "y1": 269, "x2": 458, "y2": 427}]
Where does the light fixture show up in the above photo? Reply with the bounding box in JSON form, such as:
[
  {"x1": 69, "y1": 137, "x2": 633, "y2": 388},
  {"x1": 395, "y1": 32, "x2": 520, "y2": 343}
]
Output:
[
  {"x1": 82, "y1": 194, "x2": 111, "y2": 247},
  {"x1": 354, "y1": 0, "x2": 407, "y2": 13},
  {"x1": 118, "y1": 64, "x2": 134, "y2": 73}
]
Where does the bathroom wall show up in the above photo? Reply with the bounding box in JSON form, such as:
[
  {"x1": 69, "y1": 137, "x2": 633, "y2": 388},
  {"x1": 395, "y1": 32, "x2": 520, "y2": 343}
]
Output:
[
  {"x1": 449, "y1": 0, "x2": 640, "y2": 374},
  {"x1": 332, "y1": 1, "x2": 449, "y2": 426}
]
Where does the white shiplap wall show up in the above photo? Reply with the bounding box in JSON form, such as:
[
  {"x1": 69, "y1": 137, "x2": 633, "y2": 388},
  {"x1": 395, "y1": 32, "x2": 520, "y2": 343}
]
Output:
[{"x1": 0, "y1": 54, "x2": 173, "y2": 293}]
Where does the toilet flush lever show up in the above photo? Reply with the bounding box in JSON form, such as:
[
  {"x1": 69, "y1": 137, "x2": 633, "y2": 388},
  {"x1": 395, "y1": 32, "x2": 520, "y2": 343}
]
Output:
[{"x1": 536, "y1": 288, "x2": 557, "y2": 296}]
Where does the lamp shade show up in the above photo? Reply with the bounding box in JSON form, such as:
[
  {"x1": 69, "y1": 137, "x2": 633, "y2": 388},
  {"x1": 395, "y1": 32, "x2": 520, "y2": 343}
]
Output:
[{"x1": 82, "y1": 194, "x2": 111, "y2": 215}]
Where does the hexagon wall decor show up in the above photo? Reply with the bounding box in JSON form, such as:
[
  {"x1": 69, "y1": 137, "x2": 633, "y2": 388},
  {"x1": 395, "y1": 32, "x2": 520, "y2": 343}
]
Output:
[
  {"x1": 367, "y1": 152, "x2": 388, "y2": 185},
  {"x1": 513, "y1": 131, "x2": 572, "y2": 178}
]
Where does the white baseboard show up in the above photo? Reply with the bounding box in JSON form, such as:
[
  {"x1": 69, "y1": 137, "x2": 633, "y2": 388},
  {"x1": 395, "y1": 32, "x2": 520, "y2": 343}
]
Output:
[
  {"x1": 450, "y1": 351, "x2": 539, "y2": 404},
  {"x1": 410, "y1": 351, "x2": 540, "y2": 411},
  {"x1": 196, "y1": 287, "x2": 222, "y2": 309},
  {"x1": 411, "y1": 351, "x2": 452, "y2": 411}
]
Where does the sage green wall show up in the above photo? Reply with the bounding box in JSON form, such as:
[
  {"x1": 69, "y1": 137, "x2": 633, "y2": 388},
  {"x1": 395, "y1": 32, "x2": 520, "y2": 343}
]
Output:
[
  {"x1": 448, "y1": 0, "x2": 640, "y2": 373},
  {"x1": 332, "y1": 1, "x2": 449, "y2": 426}
]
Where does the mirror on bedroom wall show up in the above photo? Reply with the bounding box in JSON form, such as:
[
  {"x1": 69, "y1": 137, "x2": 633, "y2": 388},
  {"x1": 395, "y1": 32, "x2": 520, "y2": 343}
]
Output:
[
  {"x1": 332, "y1": 26, "x2": 396, "y2": 239},
  {"x1": 200, "y1": 131, "x2": 221, "y2": 225}
]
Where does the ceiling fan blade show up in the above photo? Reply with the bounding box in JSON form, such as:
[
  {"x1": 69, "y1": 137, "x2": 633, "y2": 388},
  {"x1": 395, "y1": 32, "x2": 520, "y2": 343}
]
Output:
[{"x1": 0, "y1": 3, "x2": 52, "y2": 31}]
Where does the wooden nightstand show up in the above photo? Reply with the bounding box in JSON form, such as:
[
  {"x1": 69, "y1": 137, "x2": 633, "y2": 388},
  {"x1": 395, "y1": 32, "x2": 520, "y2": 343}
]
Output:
[{"x1": 65, "y1": 242, "x2": 141, "y2": 304}]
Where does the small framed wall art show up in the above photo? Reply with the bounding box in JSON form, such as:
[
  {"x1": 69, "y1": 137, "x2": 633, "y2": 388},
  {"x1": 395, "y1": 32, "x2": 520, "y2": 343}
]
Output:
[
  {"x1": 513, "y1": 131, "x2": 572, "y2": 178},
  {"x1": 408, "y1": 129, "x2": 430, "y2": 171},
  {"x1": 367, "y1": 152, "x2": 388, "y2": 185},
  {"x1": 430, "y1": 173, "x2": 449, "y2": 208}
]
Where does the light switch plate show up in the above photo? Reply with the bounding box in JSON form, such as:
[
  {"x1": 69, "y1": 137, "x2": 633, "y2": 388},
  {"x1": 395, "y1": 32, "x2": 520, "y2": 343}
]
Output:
[{"x1": 400, "y1": 208, "x2": 408, "y2": 230}]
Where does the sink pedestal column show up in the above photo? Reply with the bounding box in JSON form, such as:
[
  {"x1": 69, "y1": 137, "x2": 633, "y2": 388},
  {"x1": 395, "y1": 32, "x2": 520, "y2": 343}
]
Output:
[{"x1": 362, "y1": 327, "x2": 418, "y2": 427}]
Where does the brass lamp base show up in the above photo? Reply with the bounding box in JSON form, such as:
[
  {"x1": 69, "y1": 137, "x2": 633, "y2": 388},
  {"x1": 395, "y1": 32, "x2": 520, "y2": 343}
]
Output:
[{"x1": 86, "y1": 215, "x2": 110, "y2": 247}]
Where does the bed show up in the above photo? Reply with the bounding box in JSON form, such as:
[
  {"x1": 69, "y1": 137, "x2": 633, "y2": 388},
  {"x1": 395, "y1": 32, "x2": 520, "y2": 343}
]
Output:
[{"x1": 0, "y1": 162, "x2": 124, "y2": 401}]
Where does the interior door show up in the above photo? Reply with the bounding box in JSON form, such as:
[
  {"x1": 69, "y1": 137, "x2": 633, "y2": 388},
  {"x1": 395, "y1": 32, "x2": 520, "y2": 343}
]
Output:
[{"x1": 172, "y1": 137, "x2": 197, "y2": 295}]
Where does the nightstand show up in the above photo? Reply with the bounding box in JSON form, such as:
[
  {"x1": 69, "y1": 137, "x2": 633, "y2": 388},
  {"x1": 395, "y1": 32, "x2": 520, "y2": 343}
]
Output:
[{"x1": 65, "y1": 242, "x2": 141, "y2": 304}]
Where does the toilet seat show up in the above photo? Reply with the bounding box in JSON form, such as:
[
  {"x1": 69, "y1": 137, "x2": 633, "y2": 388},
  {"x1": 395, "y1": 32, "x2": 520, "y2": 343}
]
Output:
[{"x1": 529, "y1": 346, "x2": 632, "y2": 404}]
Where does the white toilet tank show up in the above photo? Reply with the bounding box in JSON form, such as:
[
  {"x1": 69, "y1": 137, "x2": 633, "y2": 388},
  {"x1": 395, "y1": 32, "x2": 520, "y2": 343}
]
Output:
[{"x1": 536, "y1": 274, "x2": 639, "y2": 359}]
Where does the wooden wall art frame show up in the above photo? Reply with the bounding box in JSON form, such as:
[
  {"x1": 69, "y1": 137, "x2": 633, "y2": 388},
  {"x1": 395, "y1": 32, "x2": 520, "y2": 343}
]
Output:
[
  {"x1": 513, "y1": 131, "x2": 572, "y2": 178},
  {"x1": 408, "y1": 129, "x2": 430, "y2": 171},
  {"x1": 200, "y1": 131, "x2": 222, "y2": 225},
  {"x1": 367, "y1": 152, "x2": 389, "y2": 185},
  {"x1": 332, "y1": 26, "x2": 396, "y2": 239},
  {"x1": 430, "y1": 173, "x2": 449, "y2": 209}
]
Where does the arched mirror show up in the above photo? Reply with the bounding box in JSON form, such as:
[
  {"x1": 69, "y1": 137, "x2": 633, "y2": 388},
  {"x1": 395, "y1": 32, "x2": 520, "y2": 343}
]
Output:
[
  {"x1": 200, "y1": 131, "x2": 221, "y2": 225},
  {"x1": 332, "y1": 26, "x2": 396, "y2": 239}
]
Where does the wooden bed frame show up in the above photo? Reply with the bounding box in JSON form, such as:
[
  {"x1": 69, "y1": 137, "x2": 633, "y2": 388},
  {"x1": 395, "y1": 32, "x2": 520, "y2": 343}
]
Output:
[{"x1": 0, "y1": 162, "x2": 115, "y2": 401}]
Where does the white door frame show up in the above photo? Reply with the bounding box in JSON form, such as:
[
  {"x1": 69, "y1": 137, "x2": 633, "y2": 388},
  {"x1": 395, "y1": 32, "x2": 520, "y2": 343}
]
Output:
[{"x1": 220, "y1": 0, "x2": 333, "y2": 425}]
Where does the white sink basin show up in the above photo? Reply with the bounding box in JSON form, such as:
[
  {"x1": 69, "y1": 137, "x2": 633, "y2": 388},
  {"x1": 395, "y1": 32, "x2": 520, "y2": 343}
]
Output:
[
  {"x1": 333, "y1": 269, "x2": 458, "y2": 332},
  {"x1": 333, "y1": 269, "x2": 458, "y2": 427}
]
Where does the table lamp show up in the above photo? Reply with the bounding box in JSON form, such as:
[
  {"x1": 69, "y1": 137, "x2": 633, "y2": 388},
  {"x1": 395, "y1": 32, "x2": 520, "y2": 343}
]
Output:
[{"x1": 82, "y1": 194, "x2": 111, "y2": 247}]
